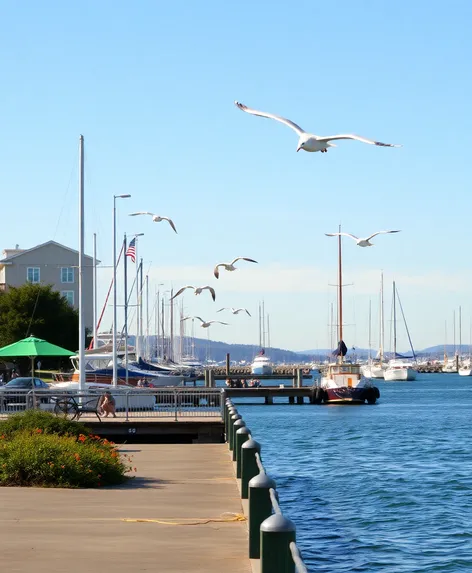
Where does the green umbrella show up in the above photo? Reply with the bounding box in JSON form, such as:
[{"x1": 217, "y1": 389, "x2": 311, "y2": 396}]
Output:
[{"x1": 0, "y1": 335, "x2": 75, "y2": 380}]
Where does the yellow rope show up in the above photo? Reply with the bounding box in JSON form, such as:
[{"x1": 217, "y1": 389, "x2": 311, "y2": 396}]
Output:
[{"x1": 122, "y1": 512, "x2": 247, "y2": 526}]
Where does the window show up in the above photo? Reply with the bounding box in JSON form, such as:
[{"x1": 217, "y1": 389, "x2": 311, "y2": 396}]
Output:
[
  {"x1": 61, "y1": 291, "x2": 74, "y2": 306},
  {"x1": 26, "y1": 267, "x2": 40, "y2": 283},
  {"x1": 61, "y1": 267, "x2": 74, "y2": 283}
]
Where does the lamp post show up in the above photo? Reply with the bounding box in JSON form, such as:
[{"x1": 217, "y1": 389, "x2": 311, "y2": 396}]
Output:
[{"x1": 113, "y1": 194, "x2": 131, "y2": 387}]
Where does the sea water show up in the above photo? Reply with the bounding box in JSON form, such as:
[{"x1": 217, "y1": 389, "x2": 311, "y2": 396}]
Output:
[{"x1": 237, "y1": 373, "x2": 472, "y2": 573}]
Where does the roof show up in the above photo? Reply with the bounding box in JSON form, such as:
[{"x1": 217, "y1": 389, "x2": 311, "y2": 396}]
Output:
[{"x1": 0, "y1": 240, "x2": 99, "y2": 264}]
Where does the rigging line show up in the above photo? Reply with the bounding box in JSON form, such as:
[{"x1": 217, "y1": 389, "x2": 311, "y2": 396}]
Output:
[
  {"x1": 24, "y1": 286, "x2": 42, "y2": 338},
  {"x1": 395, "y1": 287, "x2": 416, "y2": 361},
  {"x1": 52, "y1": 155, "x2": 77, "y2": 241}
]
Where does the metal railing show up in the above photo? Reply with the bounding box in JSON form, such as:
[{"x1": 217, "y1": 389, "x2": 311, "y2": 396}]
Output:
[
  {"x1": 224, "y1": 395, "x2": 310, "y2": 573},
  {"x1": 0, "y1": 388, "x2": 223, "y2": 421}
]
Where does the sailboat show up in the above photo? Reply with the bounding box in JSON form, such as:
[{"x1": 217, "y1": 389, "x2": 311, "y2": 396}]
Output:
[
  {"x1": 319, "y1": 229, "x2": 380, "y2": 404},
  {"x1": 384, "y1": 282, "x2": 417, "y2": 381}
]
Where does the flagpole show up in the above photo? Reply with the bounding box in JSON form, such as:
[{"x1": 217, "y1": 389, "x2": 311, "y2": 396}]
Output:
[
  {"x1": 124, "y1": 233, "x2": 129, "y2": 386},
  {"x1": 78, "y1": 135, "x2": 86, "y2": 392}
]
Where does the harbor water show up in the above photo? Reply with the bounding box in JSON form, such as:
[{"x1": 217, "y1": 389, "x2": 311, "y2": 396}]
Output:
[{"x1": 238, "y1": 373, "x2": 472, "y2": 573}]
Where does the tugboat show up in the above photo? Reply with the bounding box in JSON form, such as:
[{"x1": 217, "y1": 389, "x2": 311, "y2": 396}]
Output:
[{"x1": 318, "y1": 227, "x2": 380, "y2": 404}]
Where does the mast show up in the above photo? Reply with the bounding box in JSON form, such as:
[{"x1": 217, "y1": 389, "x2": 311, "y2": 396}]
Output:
[
  {"x1": 123, "y1": 234, "x2": 129, "y2": 385},
  {"x1": 78, "y1": 135, "x2": 86, "y2": 392},
  {"x1": 392, "y1": 281, "x2": 397, "y2": 357},
  {"x1": 258, "y1": 302, "x2": 262, "y2": 347},
  {"x1": 170, "y1": 288, "x2": 174, "y2": 361},
  {"x1": 135, "y1": 241, "x2": 140, "y2": 361},
  {"x1": 262, "y1": 301, "x2": 266, "y2": 347},
  {"x1": 92, "y1": 233, "x2": 98, "y2": 348},
  {"x1": 139, "y1": 258, "x2": 143, "y2": 360},
  {"x1": 267, "y1": 314, "x2": 271, "y2": 349},
  {"x1": 380, "y1": 271, "x2": 385, "y2": 363},
  {"x1": 338, "y1": 226, "x2": 343, "y2": 363},
  {"x1": 145, "y1": 274, "x2": 149, "y2": 361},
  {"x1": 368, "y1": 299, "x2": 372, "y2": 362}
]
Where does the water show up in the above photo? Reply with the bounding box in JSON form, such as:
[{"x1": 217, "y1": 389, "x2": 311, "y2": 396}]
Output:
[{"x1": 237, "y1": 373, "x2": 472, "y2": 573}]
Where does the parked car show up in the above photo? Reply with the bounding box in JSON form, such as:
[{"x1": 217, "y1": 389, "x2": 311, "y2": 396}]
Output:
[{"x1": 0, "y1": 377, "x2": 50, "y2": 409}]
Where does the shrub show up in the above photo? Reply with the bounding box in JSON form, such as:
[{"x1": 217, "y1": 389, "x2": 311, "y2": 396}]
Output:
[
  {"x1": 0, "y1": 412, "x2": 132, "y2": 488},
  {"x1": 0, "y1": 409, "x2": 91, "y2": 438}
]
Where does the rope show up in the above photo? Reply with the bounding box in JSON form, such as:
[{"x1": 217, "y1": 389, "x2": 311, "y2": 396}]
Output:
[{"x1": 122, "y1": 512, "x2": 247, "y2": 526}]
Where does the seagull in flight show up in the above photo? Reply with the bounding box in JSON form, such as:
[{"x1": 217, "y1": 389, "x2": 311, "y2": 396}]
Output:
[
  {"x1": 218, "y1": 307, "x2": 251, "y2": 317},
  {"x1": 214, "y1": 257, "x2": 258, "y2": 279},
  {"x1": 235, "y1": 101, "x2": 401, "y2": 153},
  {"x1": 171, "y1": 285, "x2": 216, "y2": 302},
  {"x1": 325, "y1": 230, "x2": 401, "y2": 247},
  {"x1": 182, "y1": 316, "x2": 228, "y2": 328},
  {"x1": 129, "y1": 212, "x2": 177, "y2": 233}
]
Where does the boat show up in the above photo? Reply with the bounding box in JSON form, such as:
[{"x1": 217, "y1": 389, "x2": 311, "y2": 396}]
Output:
[
  {"x1": 383, "y1": 281, "x2": 417, "y2": 381},
  {"x1": 319, "y1": 228, "x2": 379, "y2": 404},
  {"x1": 61, "y1": 353, "x2": 186, "y2": 387},
  {"x1": 251, "y1": 350, "x2": 273, "y2": 375}
]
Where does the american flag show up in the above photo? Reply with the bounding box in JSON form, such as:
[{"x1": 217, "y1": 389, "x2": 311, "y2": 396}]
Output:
[{"x1": 126, "y1": 238, "x2": 136, "y2": 263}]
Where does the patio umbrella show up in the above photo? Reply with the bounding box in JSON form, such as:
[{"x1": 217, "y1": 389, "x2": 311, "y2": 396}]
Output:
[{"x1": 0, "y1": 335, "x2": 75, "y2": 380}]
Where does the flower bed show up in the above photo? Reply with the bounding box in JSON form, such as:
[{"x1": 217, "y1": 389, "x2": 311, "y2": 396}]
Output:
[{"x1": 0, "y1": 411, "x2": 132, "y2": 488}]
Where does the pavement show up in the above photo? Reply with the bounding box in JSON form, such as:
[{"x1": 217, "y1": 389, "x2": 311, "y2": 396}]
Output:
[{"x1": 0, "y1": 444, "x2": 251, "y2": 573}]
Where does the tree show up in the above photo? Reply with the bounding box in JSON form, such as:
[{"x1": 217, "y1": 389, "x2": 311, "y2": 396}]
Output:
[{"x1": 0, "y1": 284, "x2": 79, "y2": 352}]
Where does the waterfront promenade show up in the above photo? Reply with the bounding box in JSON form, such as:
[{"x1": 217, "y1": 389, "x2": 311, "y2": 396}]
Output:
[{"x1": 0, "y1": 444, "x2": 251, "y2": 573}]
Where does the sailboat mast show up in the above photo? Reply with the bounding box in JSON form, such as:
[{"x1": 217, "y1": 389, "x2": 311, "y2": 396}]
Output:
[
  {"x1": 392, "y1": 281, "x2": 397, "y2": 357},
  {"x1": 262, "y1": 301, "x2": 266, "y2": 347},
  {"x1": 170, "y1": 289, "x2": 174, "y2": 361},
  {"x1": 258, "y1": 302, "x2": 262, "y2": 347},
  {"x1": 380, "y1": 271, "x2": 384, "y2": 363},
  {"x1": 267, "y1": 314, "x2": 271, "y2": 349},
  {"x1": 338, "y1": 227, "x2": 343, "y2": 343},
  {"x1": 459, "y1": 306, "x2": 462, "y2": 357},
  {"x1": 368, "y1": 299, "x2": 372, "y2": 362}
]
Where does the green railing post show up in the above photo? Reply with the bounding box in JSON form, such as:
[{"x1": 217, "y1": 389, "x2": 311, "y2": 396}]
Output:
[
  {"x1": 260, "y1": 513, "x2": 296, "y2": 573},
  {"x1": 241, "y1": 438, "x2": 261, "y2": 499},
  {"x1": 229, "y1": 412, "x2": 241, "y2": 451},
  {"x1": 235, "y1": 426, "x2": 250, "y2": 478},
  {"x1": 248, "y1": 472, "x2": 276, "y2": 558},
  {"x1": 225, "y1": 404, "x2": 235, "y2": 440},
  {"x1": 232, "y1": 418, "x2": 246, "y2": 460}
]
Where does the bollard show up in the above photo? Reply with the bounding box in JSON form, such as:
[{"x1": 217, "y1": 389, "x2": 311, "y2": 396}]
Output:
[
  {"x1": 248, "y1": 472, "x2": 276, "y2": 558},
  {"x1": 232, "y1": 419, "x2": 246, "y2": 461},
  {"x1": 260, "y1": 513, "x2": 296, "y2": 573},
  {"x1": 229, "y1": 413, "x2": 242, "y2": 451},
  {"x1": 241, "y1": 438, "x2": 261, "y2": 499},
  {"x1": 235, "y1": 426, "x2": 250, "y2": 478},
  {"x1": 225, "y1": 406, "x2": 236, "y2": 439}
]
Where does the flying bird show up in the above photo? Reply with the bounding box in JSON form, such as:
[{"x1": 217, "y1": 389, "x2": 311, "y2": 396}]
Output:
[
  {"x1": 235, "y1": 101, "x2": 401, "y2": 153},
  {"x1": 129, "y1": 212, "x2": 177, "y2": 233},
  {"x1": 182, "y1": 316, "x2": 228, "y2": 328},
  {"x1": 171, "y1": 285, "x2": 216, "y2": 302},
  {"x1": 217, "y1": 307, "x2": 251, "y2": 317},
  {"x1": 214, "y1": 257, "x2": 258, "y2": 279},
  {"x1": 325, "y1": 230, "x2": 401, "y2": 247}
]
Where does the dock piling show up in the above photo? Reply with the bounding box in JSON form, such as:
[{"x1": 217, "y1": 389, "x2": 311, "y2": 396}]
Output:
[
  {"x1": 260, "y1": 511, "x2": 296, "y2": 573},
  {"x1": 232, "y1": 419, "x2": 246, "y2": 460},
  {"x1": 235, "y1": 426, "x2": 250, "y2": 478},
  {"x1": 241, "y1": 438, "x2": 261, "y2": 499},
  {"x1": 229, "y1": 412, "x2": 242, "y2": 451},
  {"x1": 248, "y1": 472, "x2": 276, "y2": 559}
]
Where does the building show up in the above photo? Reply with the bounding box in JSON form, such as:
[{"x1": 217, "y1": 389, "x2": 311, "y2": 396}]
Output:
[{"x1": 0, "y1": 240, "x2": 96, "y2": 330}]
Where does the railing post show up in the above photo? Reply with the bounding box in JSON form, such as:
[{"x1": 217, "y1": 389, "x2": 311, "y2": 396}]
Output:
[
  {"x1": 260, "y1": 512, "x2": 296, "y2": 573},
  {"x1": 232, "y1": 418, "x2": 246, "y2": 461},
  {"x1": 226, "y1": 406, "x2": 236, "y2": 444},
  {"x1": 241, "y1": 438, "x2": 261, "y2": 499},
  {"x1": 125, "y1": 391, "x2": 130, "y2": 422},
  {"x1": 229, "y1": 412, "x2": 241, "y2": 451},
  {"x1": 235, "y1": 426, "x2": 250, "y2": 478},
  {"x1": 173, "y1": 390, "x2": 178, "y2": 421},
  {"x1": 248, "y1": 472, "x2": 276, "y2": 559}
]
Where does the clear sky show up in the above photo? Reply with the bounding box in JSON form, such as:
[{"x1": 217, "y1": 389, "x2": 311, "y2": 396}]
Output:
[{"x1": 1, "y1": 1, "x2": 471, "y2": 353}]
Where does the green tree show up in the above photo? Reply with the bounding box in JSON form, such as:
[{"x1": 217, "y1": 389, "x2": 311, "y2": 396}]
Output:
[{"x1": 0, "y1": 284, "x2": 79, "y2": 352}]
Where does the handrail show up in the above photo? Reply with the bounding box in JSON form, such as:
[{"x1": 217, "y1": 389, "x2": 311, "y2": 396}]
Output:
[
  {"x1": 254, "y1": 451, "x2": 265, "y2": 473},
  {"x1": 269, "y1": 488, "x2": 281, "y2": 515},
  {"x1": 289, "y1": 542, "x2": 309, "y2": 573}
]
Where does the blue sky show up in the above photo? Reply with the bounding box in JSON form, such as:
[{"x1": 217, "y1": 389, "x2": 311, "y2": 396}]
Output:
[{"x1": 1, "y1": 1, "x2": 471, "y2": 352}]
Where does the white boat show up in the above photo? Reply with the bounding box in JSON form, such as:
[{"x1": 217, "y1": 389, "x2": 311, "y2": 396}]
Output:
[
  {"x1": 442, "y1": 358, "x2": 458, "y2": 373},
  {"x1": 361, "y1": 362, "x2": 386, "y2": 379},
  {"x1": 384, "y1": 359, "x2": 417, "y2": 381},
  {"x1": 251, "y1": 352, "x2": 273, "y2": 375},
  {"x1": 458, "y1": 365, "x2": 472, "y2": 376},
  {"x1": 383, "y1": 281, "x2": 417, "y2": 382}
]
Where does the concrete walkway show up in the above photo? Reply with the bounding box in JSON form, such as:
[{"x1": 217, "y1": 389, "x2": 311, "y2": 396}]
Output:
[{"x1": 0, "y1": 444, "x2": 251, "y2": 573}]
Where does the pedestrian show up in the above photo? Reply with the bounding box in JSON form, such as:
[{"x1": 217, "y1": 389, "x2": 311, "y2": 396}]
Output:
[{"x1": 98, "y1": 391, "x2": 117, "y2": 418}]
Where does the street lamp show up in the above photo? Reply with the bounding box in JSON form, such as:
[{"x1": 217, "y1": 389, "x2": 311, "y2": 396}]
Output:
[{"x1": 113, "y1": 194, "x2": 131, "y2": 388}]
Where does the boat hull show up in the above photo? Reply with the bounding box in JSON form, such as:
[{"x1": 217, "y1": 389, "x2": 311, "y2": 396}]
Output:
[
  {"x1": 384, "y1": 367, "x2": 416, "y2": 381},
  {"x1": 324, "y1": 386, "x2": 369, "y2": 403},
  {"x1": 251, "y1": 365, "x2": 273, "y2": 375},
  {"x1": 458, "y1": 368, "x2": 472, "y2": 377},
  {"x1": 361, "y1": 364, "x2": 385, "y2": 379}
]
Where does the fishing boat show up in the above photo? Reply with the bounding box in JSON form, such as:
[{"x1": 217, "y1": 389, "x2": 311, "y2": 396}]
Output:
[
  {"x1": 319, "y1": 228, "x2": 379, "y2": 404},
  {"x1": 384, "y1": 281, "x2": 417, "y2": 381}
]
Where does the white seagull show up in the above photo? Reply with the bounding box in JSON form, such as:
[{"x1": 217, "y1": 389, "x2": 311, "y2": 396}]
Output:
[
  {"x1": 325, "y1": 230, "x2": 401, "y2": 247},
  {"x1": 182, "y1": 316, "x2": 228, "y2": 328},
  {"x1": 214, "y1": 257, "x2": 258, "y2": 279},
  {"x1": 218, "y1": 307, "x2": 251, "y2": 317},
  {"x1": 235, "y1": 101, "x2": 401, "y2": 153},
  {"x1": 129, "y1": 212, "x2": 177, "y2": 233},
  {"x1": 171, "y1": 285, "x2": 216, "y2": 302}
]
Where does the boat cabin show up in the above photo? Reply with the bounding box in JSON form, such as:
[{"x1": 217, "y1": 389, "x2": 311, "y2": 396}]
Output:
[{"x1": 326, "y1": 363, "x2": 362, "y2": 387}]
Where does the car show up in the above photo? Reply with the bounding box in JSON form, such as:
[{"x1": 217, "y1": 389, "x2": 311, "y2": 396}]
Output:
[{"x1": 0, "y1": 377, "x2": 50, "y2": 409}]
